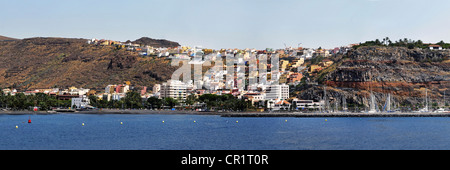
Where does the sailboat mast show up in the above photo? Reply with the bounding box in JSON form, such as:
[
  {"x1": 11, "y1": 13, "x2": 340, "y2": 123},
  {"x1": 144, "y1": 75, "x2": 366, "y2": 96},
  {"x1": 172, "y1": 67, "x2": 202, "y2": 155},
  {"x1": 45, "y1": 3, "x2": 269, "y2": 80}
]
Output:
[
  {"x1": 387, "y1": 93, "x2": 391, "y2": 111},
  {"x1": 323, "y1": 86, "x2": 327, "y2": 112},
  {"x1": 425, "y1": 88, "x2": 428, "y2": 112},
  {"x1": 342, "y1": 96, "x2": 347, "y2": 112}
]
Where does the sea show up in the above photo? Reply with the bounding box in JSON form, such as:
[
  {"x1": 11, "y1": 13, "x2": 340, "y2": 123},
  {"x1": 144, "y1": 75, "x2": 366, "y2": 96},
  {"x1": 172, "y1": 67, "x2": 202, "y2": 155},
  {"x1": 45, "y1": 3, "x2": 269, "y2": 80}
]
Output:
[{"x1": 1, "y1": 113, "x2": 450, "y2": 150}]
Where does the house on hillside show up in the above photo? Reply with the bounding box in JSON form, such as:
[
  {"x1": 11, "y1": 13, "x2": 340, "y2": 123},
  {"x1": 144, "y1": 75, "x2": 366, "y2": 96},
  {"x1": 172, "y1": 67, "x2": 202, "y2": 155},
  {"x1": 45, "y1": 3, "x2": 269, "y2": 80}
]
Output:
[
  {"x1": 429, "y1": 44, "x2": 443, "y2": 50},
  {"x1": 319, "y1": 59, "x2": 334, "y2": 67}
]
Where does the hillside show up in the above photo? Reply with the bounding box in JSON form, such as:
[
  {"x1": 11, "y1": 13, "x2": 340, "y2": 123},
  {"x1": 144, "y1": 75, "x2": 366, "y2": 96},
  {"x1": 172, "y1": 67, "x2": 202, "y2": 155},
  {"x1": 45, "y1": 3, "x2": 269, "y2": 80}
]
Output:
[
  {"x1": 0, "y1": 35, "x2": 18, "y2": 41},
  {"x1": 0, "y1": 37, "x2": 178, "y2": 91},
  {"x1": 299, "y1": 46, "x2": 450, "y2": 108}
]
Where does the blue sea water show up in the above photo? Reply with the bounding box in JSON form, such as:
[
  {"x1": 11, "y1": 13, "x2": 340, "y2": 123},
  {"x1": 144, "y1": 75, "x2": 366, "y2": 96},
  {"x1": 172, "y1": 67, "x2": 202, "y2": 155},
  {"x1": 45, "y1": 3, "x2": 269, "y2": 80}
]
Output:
[{"x1": 1, "y1": 113, "x2": 450, "y2": 150}]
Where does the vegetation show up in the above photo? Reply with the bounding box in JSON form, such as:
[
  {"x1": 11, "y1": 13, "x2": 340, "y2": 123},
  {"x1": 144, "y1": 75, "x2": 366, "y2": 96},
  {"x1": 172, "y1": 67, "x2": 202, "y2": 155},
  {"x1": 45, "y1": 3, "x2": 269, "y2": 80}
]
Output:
[
  {"x1": 0, "y1": 92, "x2": 71, "y2": 110},
  {"x1": 146, "y1": 93, "x2": 253, "y2": 111},
  {"x1": 89, "y1": 92, "x2": 252, "y2": 111},
  {"x1": 310, "y1": 55, "x2": 325, "y2": 65},
  {"x1": 353, "y1": 37, "x2": 450, "y2": 49}
]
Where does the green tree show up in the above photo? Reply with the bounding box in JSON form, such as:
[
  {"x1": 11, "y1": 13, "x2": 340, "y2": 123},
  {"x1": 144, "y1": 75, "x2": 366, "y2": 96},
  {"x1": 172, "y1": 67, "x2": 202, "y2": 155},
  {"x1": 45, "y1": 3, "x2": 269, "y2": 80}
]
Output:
[
  {"x1": 124, "y1": 91, "x2": 143, "y2": 109},
  {"x1": 163, "y1": 97, "x2": 178, "y2": 108},
  {"x1": 88, "y1": 95, "x2": 99, "y2": 108},
  {"x1": 185, "y1": 95, "x2": 197, "y2": 108},
  {"x1": 147, "y1": 96, "x2": 162, "y2": 109}
]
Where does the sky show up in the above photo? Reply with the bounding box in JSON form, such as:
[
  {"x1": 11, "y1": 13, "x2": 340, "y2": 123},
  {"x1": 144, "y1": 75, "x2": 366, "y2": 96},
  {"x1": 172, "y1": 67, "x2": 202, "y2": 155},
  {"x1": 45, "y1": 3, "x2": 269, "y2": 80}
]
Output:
[{"x1": 1, "y1": 0, "x2": 450, "y2": 49}]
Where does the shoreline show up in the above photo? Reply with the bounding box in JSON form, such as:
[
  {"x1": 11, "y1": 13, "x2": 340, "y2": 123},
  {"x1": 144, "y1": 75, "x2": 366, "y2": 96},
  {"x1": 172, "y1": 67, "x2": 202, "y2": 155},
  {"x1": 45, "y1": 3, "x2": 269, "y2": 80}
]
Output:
[
  {"x1": 1, "y1": 109, "x2": 450, "y2": 117},
  {"x1": 220, "y1": 112, "x2": 450, "y2": 117}
]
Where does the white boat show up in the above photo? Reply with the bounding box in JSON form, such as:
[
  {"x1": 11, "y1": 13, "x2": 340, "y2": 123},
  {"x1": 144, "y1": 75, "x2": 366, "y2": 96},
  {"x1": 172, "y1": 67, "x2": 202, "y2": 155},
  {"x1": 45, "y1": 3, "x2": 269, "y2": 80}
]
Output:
[
  {"x1": 415, "y1": 88, "x2": 430, "y2": 113},
  {"x1": 433, "y1": 108, "x2": 449, "y2": 113},
  {"x1": 368, "y1": 92, "x2": 377, "y2": 113},
  {"x1": 383, "y1": 93, "x2": 396, "y2": 113}
]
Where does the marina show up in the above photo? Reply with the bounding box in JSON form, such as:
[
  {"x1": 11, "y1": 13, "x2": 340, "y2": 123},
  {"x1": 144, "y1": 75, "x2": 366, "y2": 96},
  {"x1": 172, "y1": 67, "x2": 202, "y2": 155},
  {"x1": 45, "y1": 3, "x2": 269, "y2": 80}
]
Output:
[{"x1": 221, "y1": 112, "x2": 450, "y2": 117}]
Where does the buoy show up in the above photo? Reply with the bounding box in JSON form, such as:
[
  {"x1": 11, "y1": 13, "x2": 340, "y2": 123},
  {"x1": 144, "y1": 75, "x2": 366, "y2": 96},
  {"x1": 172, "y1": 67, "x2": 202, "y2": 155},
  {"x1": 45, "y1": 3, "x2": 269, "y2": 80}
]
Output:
[
  {"x1": 28, "y1": 117, "x2": 31, "y2": 124},
  {"x1": 120, "y1": 122, "x2": 123, "y2": 125},
  {"x1": 162, "y1": 120, "x2": 165, "y2": 123},
  {"x1": 325, "y1": 119, "x2": 327, "y2": 121},
  {"x1": 15, "y1": 125, "x2": 18, "y2": 129},
  {"x1": 82, "y1": 123, "x2": 85, "y2": 126},
  {"x1": 193, "y1": 120, "x2": 196, "y2": 123},
  {"x1": 236, "y1": 120, "x2": 238, "y2": 123},
  {"x1": 285, "y1": 119, "x2": 287, "y2": 122}
]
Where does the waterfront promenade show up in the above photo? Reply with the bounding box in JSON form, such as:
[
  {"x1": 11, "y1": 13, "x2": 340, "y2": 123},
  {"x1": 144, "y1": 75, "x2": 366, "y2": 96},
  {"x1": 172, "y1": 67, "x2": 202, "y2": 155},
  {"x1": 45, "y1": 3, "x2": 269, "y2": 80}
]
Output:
[{"x1": 1, "y1": 109, "x2": 450, "y2": 117}]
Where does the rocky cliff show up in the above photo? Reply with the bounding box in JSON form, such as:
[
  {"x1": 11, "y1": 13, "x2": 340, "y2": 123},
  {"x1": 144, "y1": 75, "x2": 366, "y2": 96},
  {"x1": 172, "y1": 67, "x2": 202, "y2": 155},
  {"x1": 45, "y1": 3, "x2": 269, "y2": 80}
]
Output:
[{"x1": 300, "y1": 46, "x2": 450, "y2": 109}]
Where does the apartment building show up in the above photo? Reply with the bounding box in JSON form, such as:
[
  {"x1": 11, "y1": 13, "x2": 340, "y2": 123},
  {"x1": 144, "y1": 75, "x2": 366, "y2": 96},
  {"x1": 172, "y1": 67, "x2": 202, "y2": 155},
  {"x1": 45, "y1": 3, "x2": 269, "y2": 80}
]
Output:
[
  {"x1": 265, "y1": 84, "x2": 289, "y2": 100},
  {"x1": 160, "y1": 80, "x2": 188, "y2": 101}
]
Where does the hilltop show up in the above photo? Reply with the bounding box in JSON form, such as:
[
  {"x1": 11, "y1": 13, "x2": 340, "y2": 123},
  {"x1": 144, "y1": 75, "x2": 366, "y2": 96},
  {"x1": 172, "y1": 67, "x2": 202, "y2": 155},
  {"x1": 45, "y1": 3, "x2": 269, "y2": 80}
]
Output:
[
  {"x1": 0, "y1": 36, "x2": 179, "y2": 90},
  {"x1": 130, "y1": 37, "x2": 180, "y2": 48},
  {"x1": 0, "y1": 35, "x2": 18, "y2": 41}
]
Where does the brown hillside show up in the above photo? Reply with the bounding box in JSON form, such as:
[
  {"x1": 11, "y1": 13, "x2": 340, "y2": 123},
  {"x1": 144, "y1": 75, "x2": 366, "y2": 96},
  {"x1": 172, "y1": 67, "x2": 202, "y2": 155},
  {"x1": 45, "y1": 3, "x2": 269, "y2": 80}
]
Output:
[
  {"x1": 0, "y1": 35, "x2": 18, "y2": 41},
  {"x1": 0, "y1": 37, "x2": 177, "y2": 91}
]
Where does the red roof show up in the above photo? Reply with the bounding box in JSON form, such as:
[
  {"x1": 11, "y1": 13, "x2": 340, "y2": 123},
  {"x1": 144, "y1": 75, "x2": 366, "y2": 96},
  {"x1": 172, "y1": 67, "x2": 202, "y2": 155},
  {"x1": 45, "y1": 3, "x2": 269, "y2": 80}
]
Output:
[
  {"x1": 429, "y1": 44, "x2": 441, "y2": 47},
  {"x1": 275, "y1": 100, "x2": 291, "y2": 105}
]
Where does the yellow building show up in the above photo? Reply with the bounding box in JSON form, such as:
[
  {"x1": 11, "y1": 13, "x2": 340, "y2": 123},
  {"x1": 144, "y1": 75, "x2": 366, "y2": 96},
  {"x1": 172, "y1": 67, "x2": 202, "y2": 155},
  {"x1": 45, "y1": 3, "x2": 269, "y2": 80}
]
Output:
[
  {"x1": 309, "y1": 65, "x2": 322, "y2": 73},
  {"x1": 279, "y1": 74, "x2": 288, "y2": 84},
  {"x1": 320, "y1": 59, "x2": 334, "y2": 67},
  {"x1": 69, "y1": 86, "x2": 77, "y2": 91},
  {"x1": 291, "y1": 58, "x2": 305, "y2": 68},
  {"x1": 280, "y1": 60, "x2": 290, "y2": 71}
]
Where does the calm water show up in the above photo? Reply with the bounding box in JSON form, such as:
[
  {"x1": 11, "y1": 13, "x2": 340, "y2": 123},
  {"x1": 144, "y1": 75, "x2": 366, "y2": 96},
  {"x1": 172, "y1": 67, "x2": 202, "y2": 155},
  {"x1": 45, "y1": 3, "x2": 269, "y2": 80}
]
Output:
[{"x1": 1, "y1": 113, "x2": 450, "y2": 150}]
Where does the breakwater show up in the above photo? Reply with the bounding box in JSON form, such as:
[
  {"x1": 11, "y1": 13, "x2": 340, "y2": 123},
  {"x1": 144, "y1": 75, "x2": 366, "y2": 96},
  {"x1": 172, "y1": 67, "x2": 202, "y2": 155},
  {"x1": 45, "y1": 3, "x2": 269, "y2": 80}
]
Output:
[{"x1": 220, "y1": 112, "x2": 450, "y2": 117}]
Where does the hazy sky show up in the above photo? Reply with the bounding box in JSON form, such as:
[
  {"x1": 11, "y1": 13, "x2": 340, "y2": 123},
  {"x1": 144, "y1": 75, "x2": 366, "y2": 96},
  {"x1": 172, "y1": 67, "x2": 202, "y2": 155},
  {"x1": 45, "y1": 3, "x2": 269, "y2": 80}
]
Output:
[{"x1": 1, "y1": 0, "x2": 450, "y2": 49}]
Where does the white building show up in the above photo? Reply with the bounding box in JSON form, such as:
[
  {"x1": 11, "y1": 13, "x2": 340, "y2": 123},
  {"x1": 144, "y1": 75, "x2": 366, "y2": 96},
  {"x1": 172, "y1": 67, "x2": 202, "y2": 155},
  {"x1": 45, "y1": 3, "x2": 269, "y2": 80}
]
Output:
[
  {"x1": 291, "y1": 99, "x2": 324, "y2": 110},
  {"x1": 272, "y1": 100, "x2": 291, "y2": 111},
  {"x1": 265, "y1": 84, "x2": 289, "y2": 100},
  {"x1": 69, "y1": 88, "x2": 90, "y2": 96},
  {"x1": 160, "y1": 80, "x2": 188, "y2": 101},
  {"x1": 71, "y1": 96, "x2": 90, "y2": 109},
  {"x1": 302, "y1": 48, "x2": 315, "y2": 59},
  {"x1": 429, "y1": 45, "x2": 443, "y2": 50},
  {"x1": 153, "y1": 84, "x2": 161, "y2": 94}
]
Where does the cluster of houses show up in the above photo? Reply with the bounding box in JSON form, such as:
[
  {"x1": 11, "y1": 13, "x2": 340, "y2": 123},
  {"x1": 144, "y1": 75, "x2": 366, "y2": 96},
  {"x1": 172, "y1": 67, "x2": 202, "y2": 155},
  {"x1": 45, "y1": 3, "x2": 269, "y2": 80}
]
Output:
[
  {"x1": 2, "y1": 86, "x2": 93, "y2": 109},
  {"x1": 149, "y1": 79, "x2": 327, "y2": 111},
  {"x1": 0, "y1": 39, "x2": 353, "y2": 111},
  {"x1": 142, "y1": 45, "x2": 348, "y2": 111}
]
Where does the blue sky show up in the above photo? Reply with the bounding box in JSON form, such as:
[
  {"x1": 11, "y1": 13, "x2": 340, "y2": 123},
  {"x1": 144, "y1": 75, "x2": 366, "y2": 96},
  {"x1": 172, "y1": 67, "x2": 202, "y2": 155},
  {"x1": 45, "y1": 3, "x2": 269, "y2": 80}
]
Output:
[{"x1": 1, "y1": 0, "x2": 450, "y2": 49}]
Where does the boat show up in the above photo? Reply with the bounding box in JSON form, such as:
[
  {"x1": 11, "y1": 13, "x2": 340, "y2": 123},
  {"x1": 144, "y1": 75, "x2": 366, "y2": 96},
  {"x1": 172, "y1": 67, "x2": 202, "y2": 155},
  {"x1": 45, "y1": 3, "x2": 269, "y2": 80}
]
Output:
[
  {"x1": 53, "y1": 108, "x2": 75, "y2": 112},
  {"x1": 342, "y1": 96, "x2": 347, "y2": 112},
  {"x1": 414, "y1": 88, "x2": 430, "y2": 113},
  {"x1": 434, "y1": 108, "x2": 446, "y2": 113},
  {"x1": 433, "y1": 108, "x2": 450, "y2": 113},
  {"x1": 382, "y1": 93, "x2": 399, "y2": 113},
  {"x1": 368, "y1": 92, "x2": 377, "y2": 113}
]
